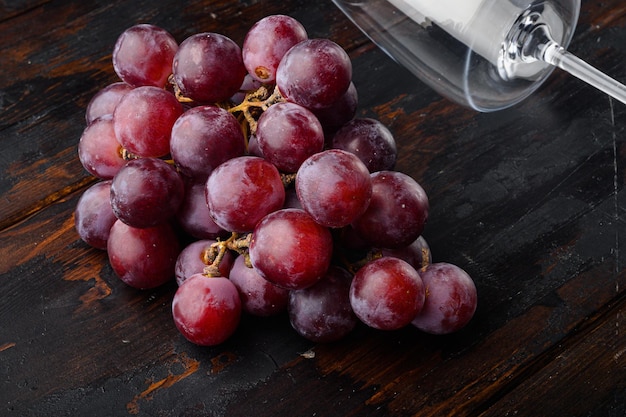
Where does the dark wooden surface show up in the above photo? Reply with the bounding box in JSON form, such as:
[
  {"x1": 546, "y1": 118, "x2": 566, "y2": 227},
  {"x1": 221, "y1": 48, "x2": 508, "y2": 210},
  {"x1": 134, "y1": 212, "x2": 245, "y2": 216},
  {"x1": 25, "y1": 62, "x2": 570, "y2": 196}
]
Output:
[{"x1": 1, "y1": 1, "x2": 625, "y2": 416}]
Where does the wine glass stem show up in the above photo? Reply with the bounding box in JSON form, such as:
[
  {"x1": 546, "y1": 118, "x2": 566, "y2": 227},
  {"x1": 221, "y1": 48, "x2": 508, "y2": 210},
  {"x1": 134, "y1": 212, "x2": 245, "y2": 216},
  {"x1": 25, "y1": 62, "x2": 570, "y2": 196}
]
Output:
[{"x1": 543, "y1": 42, "x2": 626, "y2": 105}]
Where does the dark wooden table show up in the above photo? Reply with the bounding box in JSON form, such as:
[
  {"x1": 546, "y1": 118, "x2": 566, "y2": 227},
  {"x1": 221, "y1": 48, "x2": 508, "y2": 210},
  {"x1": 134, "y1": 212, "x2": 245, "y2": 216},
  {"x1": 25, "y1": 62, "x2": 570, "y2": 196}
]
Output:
[{"x1": 1, "y1": 1, "x2": 625, "y2": 416}]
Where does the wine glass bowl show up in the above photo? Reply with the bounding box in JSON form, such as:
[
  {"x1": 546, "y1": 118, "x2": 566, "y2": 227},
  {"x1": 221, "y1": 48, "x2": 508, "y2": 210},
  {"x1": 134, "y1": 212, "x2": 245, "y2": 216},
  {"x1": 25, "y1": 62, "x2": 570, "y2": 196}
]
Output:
[{"x1": 332, "y1": 0, "x2": 625, "y2": 111}]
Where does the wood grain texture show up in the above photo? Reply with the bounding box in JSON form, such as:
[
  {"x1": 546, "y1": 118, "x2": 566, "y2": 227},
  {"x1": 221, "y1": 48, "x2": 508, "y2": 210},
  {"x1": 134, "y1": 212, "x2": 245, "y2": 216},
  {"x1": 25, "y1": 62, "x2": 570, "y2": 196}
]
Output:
[{"x1": 1, "y1": 1, "x2": 625, "y2": 416}]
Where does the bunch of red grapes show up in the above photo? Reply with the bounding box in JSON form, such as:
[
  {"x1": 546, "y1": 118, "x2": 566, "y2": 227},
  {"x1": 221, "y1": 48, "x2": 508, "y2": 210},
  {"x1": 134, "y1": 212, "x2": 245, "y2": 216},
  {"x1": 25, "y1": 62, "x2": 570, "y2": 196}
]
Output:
[{"x1": 74, "y1": 15, "x2": 478, "y2": 346}]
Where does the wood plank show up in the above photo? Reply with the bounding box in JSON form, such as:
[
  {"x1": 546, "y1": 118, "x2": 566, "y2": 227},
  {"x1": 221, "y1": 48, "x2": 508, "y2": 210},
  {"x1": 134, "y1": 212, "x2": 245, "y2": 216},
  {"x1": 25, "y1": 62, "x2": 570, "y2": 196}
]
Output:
[
  {"x1": 2, "y1": 1, "x2": 626, "y2": 416},
  {"x1": 477, "y1": 296, "x2": 626, "y2": 417}
]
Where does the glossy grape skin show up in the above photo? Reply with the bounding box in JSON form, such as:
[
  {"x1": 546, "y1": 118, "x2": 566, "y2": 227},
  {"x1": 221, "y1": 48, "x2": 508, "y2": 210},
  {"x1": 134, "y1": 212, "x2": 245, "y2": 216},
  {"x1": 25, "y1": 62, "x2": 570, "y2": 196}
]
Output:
[
  {"x1": 85, "y1": 82, "x2": 133, "y2": 124},
  {"x1": 112, "y1": 24, "x2": 178, "y2": 88},
  {"x1": 331, "y1": 118, "x2": 397, "y2": 172},
  {"x1": 256, "y1": 102, "x2": 324, "y2": 173},
  {"x1": 352, "y1": 171, "x2": 429, "y2": 249},
  {"x1": 229, "y1": 255, "x2": 289, "y2": 317},
  {"x1": 74, "y1": 180, "x2": 117, "y2": 250},
  {"x1": 411, "y1": 263, "x2": 477, "y2": 335},
  {"x1": 296, "y1": 149, "x2": 372, "y2": 228},
  {"x1": 172, "y1": 32, "x2": 246, "y2": 103},
  {"x1": 350, "y1": 257, "x2": 425, "y2": 331},
  {"x1": 249, "y1": 209, "x2": 333, "y2": 290},
  {"x1": 113, "y1": 86, "x2": 183, "y2": 158},
  {"x1": 288, "y1": 266, "x2": 357, "y2": 343},
  {"x1": 172, "y1": 275, "x2": 241, "y2": 346},
  {"x1": 176, "y1": 181, "x2": 226, "y2": 240},
  {"x1": 107, "y1": 220, "x2": 180, "y2": 289},
  {"x1": 205, "y1": 156, "x2": 285, "y2": 233},
  {"x1": 174, "y1": 239, "x2": 234, "y2": 286},
  {"x1": 277, "y1": 38, "x2": 352, "y2": 109},
  {"x1": 242, "y1": 14, "x2": 308, "y2": 83},
  {"x1": 78, "y1": 115, "x2": 126, "y2": 180},
  {"x1": 110, "y1": 158, "x2": 185, "y2": 229},
  {"x1": 170, "y1": 105, "x2": 246, "y2": 181}
]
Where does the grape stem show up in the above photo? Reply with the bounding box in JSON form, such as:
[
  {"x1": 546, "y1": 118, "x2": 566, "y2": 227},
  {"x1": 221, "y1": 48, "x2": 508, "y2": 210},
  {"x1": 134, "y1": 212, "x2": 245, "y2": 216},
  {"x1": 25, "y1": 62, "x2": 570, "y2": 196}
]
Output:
[
  {"x1": 202, "y1": 233, "x2": 252, "y2": 277},
  {"x1": 227, "y1": 85, "x2": 285, "y2": 135}
]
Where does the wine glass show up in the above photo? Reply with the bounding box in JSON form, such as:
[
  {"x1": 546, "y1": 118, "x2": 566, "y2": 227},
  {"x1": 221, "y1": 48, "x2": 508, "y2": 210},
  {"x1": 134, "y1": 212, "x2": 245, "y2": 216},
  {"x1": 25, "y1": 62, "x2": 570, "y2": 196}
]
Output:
[{"x1": 331, "y1": 0, "x2": 626, "y2": 111}]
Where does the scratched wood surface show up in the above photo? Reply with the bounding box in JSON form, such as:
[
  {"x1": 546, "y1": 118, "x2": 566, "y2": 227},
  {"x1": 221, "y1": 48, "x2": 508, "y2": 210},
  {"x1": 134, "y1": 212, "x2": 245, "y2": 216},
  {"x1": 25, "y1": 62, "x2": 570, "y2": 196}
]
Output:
[{"x1": 1, "y1": 1, "x2": 625, "y2": 416}]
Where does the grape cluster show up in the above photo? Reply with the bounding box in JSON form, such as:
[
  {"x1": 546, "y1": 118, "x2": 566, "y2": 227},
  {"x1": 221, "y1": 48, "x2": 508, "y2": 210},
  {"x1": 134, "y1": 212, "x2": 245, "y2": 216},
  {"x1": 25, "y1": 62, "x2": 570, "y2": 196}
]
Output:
[{"x1": 74, "y1": 15, "x2": 478, "y2": 347}]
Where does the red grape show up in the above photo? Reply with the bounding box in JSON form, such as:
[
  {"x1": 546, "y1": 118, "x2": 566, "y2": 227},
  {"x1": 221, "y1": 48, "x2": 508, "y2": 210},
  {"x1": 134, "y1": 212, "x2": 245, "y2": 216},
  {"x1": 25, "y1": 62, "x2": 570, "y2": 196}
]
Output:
[
  {"x1": 107, "y1": 220, "x2": 180, "y2": 289},
  {"x1": 242, "y1": 14, "x2": 308, "y2": 83},
  {"x1": 331, "y1": 118, "x2": 397, "y2": 172},
  {"x1": 229, "y1": 255, "x2": 289, "y2": 317},
  {"x1": 85, "y1": 82, "x2": 133, "y2": 124},
  {"x1": 78, "y1": 115, "x2": 126, "y2": 180},
  {"x1": 296, "y1": 149, "x2": 372, "y2": 228},
  {"x1": 288, "y1": 266, "x2": 357, "y2": 343},
  {"x1": 113, "y1": 86, "x2": 183, "y2": 158},
  {"x1": 249, "y1": 208, "x2": 333, "y2": 290},
  {"x1": 110, "y1": 157, "x2": 185, "y2": 229},
  {"x1": 172, "y1": 32, "x2": 246, "y2": 103},
  {"x1": 74, "y1": 180, "x2": 117, "y2": 250},
  {"x1": 411, "y1": 263, "x2": 477, "y2": 335},
  {"x1": 277, "y1": 38, "x2": 352, "y2": 109},
  {"x1": 352, "y1": 171, "x2": 429, "y2": 248},
  {"x1": 112, "y1": 24, "x2": 178, "y2": 88},
  {"x1": 172, "y1": 275, "x2": 241, "y2": 346},
  {"x1": 256, "y1": 102, "x2": 324, "y2": 173},
  {"x1": 170, "y1": 105, "x2": 246, "y2": 181},
  {"x1": 350, "y1": 257, "x2": 425, "y2": 330},
  {"x1": 205, "y1": 156, "x2": 285, "y2": 233}
]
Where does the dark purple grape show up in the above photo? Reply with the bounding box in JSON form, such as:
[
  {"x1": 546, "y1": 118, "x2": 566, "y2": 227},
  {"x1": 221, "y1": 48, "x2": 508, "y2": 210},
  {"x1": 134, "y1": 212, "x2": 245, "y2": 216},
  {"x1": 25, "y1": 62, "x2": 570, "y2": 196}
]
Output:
[
  {"x1": 242, "y1": 14, "x2": 308, "y2": 83},
  {"x1": 283, "y1": 187, "x2": 302, "y2": 210},
  {"x1": 411, "y1": 263, "x2": 477, "y2": 335},
  {"x1": 331, "y1": 118, "x2": 397, "y2": 172},
  {"x1": 378, "y1": 236, "x2": 432, "y2": 271},
  {"x1": 74, "y1": 180, "x2": 117, "y2": 250},
  {"x1": 176, "y1": 181, "x2": 226, "y2": 240},
  {"x1": 247, "y1": 134, "x2": 263, "y2": 157},
  {"x1": 78, "y1": 115, "x2": 126, "y2": 180},
  {"x1": 107, "y1": 220, "x2": 180, "y2": 289},
  {"x1": 112, "y1": 24, "x2": 178, "y2": 88},
  {"x1": 170, "y1": 105, "x2": 246, "y2": 180},
  {"x1": 256, "y1": 102, "x2": 324, "y2": 173},
  {"x1": 288, "y1": 266, "x2": 357, "y2": 343},
  {"x1": 350, "y1": 257, "x2": 425, "y2": 330},
  {"x1": 312, "y1": 82, "x2": 358, "y2": 137},
  {"x1": 172, "y1": 275, "x2": 241, "y2": 346},
  {"x1": 205, "y1": 156, "x2": 285, "y2": 233},
  {"x1": 113, "y1": 86, "x2": 183, "y2": 158},
  {"x1": 249, "y1": 208, "x2": 333, "y2": 290},
  {"x1": 296, "y1": 149, "x2": 372, "y2": 228},
  {"x1": 276, "y1": 38, "x2": 352, "y2": 109},
  {"x1": 110, "y1": 158, "x2": 185, "y2": 229},
  {"x1": 229, "y1": 255, "x2": 289, "y2": 317},
  {"x1": 352, "y1": 171, "x2": 429, "y2": 249},
  {"x1": 172, "y1": 32, "x2": 246, "y2": 103},
  {"x1": 85, "y1": 82, "x2": 133, "y2": 124}
]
